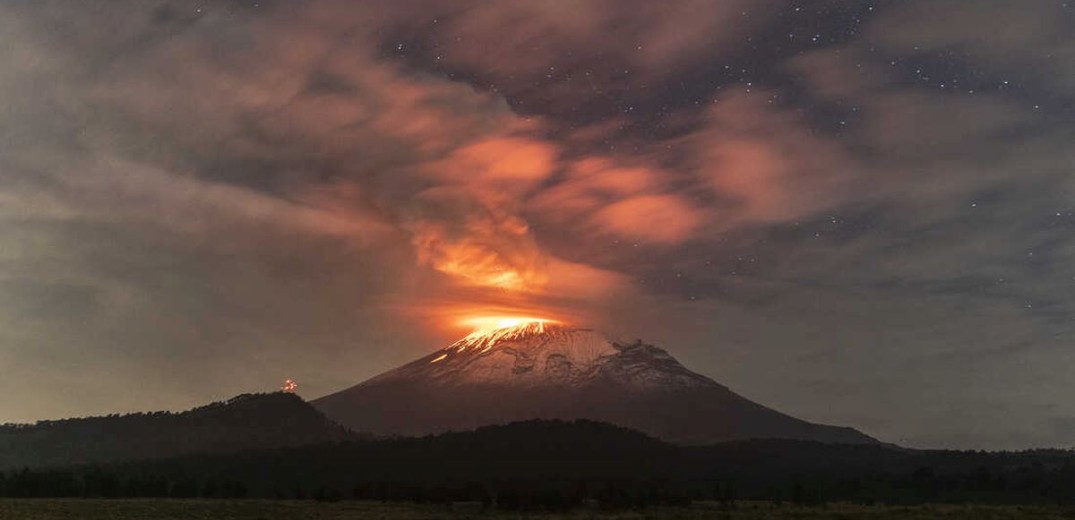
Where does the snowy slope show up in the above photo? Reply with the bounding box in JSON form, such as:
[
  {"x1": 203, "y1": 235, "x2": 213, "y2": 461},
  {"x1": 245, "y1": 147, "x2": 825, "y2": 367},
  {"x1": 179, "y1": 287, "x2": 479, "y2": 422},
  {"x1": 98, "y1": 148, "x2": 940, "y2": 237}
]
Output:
[{"x1": 368, "y1": 323, "x2": 710, "y2": 391}]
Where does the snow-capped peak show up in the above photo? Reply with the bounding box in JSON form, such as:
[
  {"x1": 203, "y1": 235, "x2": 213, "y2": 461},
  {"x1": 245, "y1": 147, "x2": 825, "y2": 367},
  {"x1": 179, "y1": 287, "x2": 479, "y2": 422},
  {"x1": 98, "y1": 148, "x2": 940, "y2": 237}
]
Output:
[
  {"x1": 314, "y1": 324, "x2": 880, "y2": 446},
  {"x1": 359, "y1": 322, "x2": 713, "y2": 392},
  {"x1": 442, "y1": 320, "x2": 560, "y2": 357}
]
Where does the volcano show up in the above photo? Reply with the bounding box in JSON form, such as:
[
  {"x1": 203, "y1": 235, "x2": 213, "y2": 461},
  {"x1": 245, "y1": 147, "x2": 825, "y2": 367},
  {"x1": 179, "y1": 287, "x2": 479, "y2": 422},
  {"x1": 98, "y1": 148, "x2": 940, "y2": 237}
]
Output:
[{"x1": 313, "y1": 322, "x2": 876, "y2": 445}]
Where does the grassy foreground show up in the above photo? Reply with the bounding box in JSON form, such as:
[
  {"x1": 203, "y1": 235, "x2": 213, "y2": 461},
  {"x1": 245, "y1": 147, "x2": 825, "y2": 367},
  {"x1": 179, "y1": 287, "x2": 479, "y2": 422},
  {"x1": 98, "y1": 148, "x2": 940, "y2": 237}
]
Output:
[{"x1": 2, "y1": 500, "x2": 1075, "y2": 520}]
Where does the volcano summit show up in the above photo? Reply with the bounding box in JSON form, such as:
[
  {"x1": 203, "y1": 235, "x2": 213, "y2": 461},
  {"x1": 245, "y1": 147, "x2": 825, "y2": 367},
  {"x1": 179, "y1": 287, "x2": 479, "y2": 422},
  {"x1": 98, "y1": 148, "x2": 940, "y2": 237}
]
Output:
[{"x1": 313, "y1": 322, "x2": 876, "y2": 445}]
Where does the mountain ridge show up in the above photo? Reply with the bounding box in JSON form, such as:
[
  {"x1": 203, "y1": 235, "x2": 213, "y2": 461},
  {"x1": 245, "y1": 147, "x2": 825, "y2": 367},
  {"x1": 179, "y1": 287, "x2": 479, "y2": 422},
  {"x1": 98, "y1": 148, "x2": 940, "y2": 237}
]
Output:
[{"x1": 0, "y1": 392, "x2": 352, "y2": 469}]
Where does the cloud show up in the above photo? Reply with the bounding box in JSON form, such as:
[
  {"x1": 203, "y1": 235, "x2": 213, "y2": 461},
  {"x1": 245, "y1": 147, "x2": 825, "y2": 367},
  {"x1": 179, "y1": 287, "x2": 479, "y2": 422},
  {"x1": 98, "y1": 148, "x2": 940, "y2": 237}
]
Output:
[
  {"x1": 429, "y1": 137, "x2": 559, "y2": 186},
  {"x1": 529, "y1": 157, "x2": 704, "y2": 245},
  {"x1": 690, "y1": 90, "x2": 860, "y2": 227},
  {"x1": 1, "y1": 2, "x2": 564, "y2": 289},
  {"x1": 377, "y1": 0, "x2": 781, "y2": 121},
  {"x1": 408, "y1": 194, "x2": 547, "y2": 291},
  {"x1": 591, "y1": 195, "x2": 703, "y2": 244},
  {"x1": 872, "y1": 0, "x2": 1075, "y2": 91}
]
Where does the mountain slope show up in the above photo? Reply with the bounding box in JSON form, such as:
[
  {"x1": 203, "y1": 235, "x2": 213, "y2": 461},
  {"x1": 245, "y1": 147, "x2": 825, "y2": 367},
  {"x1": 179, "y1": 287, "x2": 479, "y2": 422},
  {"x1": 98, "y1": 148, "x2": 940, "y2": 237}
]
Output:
[
  {"x1": 0, "y1": 392, "x2": 352, "y2": 469},
  {"x1": 313, "y1": 323, "x2": 876, "y2": 445}
]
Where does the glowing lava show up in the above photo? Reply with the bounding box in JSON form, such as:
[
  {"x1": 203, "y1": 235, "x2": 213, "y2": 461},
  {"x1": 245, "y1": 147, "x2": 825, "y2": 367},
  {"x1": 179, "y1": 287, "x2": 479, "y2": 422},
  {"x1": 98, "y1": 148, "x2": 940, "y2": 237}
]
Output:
[
  {"x1": 460, "y1": 315, "x2": 557, "y2": 331},
  {"x1": 430, "y1": 316, "x2": 561, "y2": 362}
]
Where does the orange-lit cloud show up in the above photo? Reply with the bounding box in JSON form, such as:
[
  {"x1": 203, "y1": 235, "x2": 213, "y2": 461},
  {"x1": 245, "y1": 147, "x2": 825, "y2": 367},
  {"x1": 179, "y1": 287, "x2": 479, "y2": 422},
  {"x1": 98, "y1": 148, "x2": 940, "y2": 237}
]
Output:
[
  {"x1": 388, "y1": 249, "x2": 631, "y2": 339},
  {"x1": 692, "y1": 91, "x2": 857, "y2": 227},
  {"x1": 530, "y1": 157, "x2": 704, "y2": 245},
  {"x1": 407, "y1": 134, "x2": 560, "y2": 293},
  {"x1": 591, "y1": 195, "x2": 704, "y2": 244},
  {"x1": 432, "y1": 137, "x2": 559, "y2": 187},
  {"x1": 404, "y1": 0, "x2": 778, "y2": 84},
  {"x1": 410, "y1": 216, "x2": 547, "y2": 292}
]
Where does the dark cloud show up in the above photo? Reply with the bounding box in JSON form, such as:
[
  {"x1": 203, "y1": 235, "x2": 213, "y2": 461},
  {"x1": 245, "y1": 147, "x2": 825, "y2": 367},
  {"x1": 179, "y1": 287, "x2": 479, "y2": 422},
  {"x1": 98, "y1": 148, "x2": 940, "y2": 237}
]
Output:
[{"x1": 0, "y1": 0, "x2": 1072, "y2": 448}]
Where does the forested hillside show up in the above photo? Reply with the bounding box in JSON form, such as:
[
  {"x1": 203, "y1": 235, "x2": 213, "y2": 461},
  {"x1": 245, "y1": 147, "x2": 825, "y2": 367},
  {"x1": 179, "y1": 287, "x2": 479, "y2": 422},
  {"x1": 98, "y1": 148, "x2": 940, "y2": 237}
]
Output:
[{"x1": 0, "y1": 393, "x2": 352, "y2": 469}]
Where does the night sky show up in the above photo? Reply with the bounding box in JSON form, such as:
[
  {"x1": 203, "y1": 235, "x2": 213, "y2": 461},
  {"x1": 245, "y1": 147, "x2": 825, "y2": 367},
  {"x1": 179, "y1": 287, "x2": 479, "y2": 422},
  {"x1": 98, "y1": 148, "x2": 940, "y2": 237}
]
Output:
[{"x1": 1, "y1": 1, "x2": 1073, "y2": 449}]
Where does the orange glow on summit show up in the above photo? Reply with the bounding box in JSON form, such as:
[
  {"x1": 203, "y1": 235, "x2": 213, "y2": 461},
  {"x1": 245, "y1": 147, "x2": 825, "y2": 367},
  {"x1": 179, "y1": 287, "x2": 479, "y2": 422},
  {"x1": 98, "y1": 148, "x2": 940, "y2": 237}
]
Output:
[
  {"x1": 428, "y1": 316, "x2": 563, "y2": 362},
  {"x1": 459, "y1": 315, "x2": 560, "y2": 332}
]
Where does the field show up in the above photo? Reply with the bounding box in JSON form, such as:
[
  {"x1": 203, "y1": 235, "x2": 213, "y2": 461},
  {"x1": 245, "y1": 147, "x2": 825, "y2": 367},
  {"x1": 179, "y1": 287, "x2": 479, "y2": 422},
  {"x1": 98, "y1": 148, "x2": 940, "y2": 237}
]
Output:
[{"x1": 1, "y1": 499, "x2": 1074, "y2": 520}]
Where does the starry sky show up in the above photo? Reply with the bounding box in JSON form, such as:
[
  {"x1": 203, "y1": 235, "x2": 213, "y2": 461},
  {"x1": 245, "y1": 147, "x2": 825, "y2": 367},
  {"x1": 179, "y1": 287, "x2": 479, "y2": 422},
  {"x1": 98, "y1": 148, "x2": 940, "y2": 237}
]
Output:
[{"x1": 1, "y1": 0, "x2": 1073, "y2": 449}]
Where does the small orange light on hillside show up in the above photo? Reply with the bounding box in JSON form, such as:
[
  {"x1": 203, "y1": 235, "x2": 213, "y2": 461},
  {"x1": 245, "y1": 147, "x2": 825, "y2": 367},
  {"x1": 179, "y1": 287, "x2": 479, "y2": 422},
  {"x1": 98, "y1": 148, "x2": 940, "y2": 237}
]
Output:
[{"x1": 281, "y1": 379, "x2": 298, "y2": 393}]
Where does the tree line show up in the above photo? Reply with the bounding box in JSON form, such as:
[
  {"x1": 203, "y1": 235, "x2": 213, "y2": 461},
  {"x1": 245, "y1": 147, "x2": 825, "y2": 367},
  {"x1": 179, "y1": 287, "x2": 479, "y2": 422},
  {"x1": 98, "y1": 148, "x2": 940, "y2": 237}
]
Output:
[{"x1": 2, "y1": 420, "x2": 1074, "y2": 510}]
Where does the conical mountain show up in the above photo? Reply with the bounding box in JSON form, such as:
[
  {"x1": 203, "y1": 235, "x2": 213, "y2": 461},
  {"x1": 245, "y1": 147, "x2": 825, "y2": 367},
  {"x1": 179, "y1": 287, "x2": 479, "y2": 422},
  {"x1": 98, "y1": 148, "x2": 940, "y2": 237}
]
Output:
[{"x1": 313, "y1": 322, "x2": 876, "y2": 445}]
